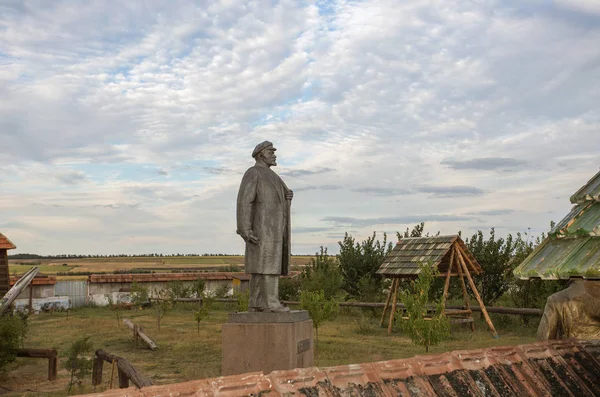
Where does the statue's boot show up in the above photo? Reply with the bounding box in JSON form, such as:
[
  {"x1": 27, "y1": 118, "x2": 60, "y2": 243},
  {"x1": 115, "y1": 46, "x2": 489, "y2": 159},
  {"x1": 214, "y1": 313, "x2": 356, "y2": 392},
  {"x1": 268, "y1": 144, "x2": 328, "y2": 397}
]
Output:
[{"x1": 267, "y1": 304, "x2": 290, "y2": 313}]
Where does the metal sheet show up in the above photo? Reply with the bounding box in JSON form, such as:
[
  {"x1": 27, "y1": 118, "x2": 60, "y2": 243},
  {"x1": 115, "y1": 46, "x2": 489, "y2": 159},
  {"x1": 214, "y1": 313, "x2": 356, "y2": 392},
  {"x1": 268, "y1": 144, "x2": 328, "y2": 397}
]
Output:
[{"x1": 55, "y1": 280, "x2": 88, "y2": 308}]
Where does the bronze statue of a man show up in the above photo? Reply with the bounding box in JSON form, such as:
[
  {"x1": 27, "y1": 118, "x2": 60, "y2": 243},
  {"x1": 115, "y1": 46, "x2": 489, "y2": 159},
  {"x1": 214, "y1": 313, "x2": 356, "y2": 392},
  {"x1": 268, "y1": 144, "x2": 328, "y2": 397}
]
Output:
[{"x1": 236, "y1": 141, "x2": 292, "y2": 312}]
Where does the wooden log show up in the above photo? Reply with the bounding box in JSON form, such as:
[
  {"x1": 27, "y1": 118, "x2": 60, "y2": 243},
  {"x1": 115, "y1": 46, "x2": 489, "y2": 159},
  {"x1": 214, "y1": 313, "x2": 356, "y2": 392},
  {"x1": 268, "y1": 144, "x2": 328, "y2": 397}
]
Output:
[
  {"x1": 16, "y1": 348, "x2": 57, "y2": 359},
  {"x1": 456, "y1": 245, "x2": 499, "y2": 338},
  {"x1": 92, "y1": 357, "x2": 103, "y2": 386},
  {"x1": 96, "y1": 349, "x2": 152, "y2": 388},
  {"x1": 218, "y1": 298, "x2": 542, "y2": 315},
  {"x1": 387, "y1": 279, "x2": 400, "y2": 335},
  {"x1": 123, "y1": 319, "x2": 158, "y2": 350},
  {"x1": 380, "y1": 279, "x2": 396, "y2": 327},
  {"x1": 441, "y1": 246, "x2": 455, "y2": 308},
  {"x1": 444, "y1": 309, "x2": 472, "y2": 316},
  {"x1": 455, "y1": 249, "x2": 476, "y2": 332},
  {"x1": 450, "y1": 318, "x2": 474, "y2": 324}
]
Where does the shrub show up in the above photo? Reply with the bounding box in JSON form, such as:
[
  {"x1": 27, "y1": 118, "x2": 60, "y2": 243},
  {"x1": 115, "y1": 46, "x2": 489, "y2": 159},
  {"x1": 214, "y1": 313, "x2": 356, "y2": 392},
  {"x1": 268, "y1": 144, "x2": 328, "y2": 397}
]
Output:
[
  {"x1": 64, "y1": 336, "x2": 93, "y2": 394},
  {"x1": 398, "y1": 262, "x2": 450, "y2": 353},
  {"x1": 300, "y1": 290, "x2": 338, "y2": 351},
  {"x1": 0, "y1": 313, "x2": 28, "y2": 375}
]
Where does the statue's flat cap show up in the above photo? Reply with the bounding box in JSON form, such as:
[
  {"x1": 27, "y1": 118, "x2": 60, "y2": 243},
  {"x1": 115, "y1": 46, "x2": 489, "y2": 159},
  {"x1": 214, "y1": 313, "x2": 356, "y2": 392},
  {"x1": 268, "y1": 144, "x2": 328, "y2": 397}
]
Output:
[{"x1": 252, "y1": 141, "x2": 276, "y2": 158}]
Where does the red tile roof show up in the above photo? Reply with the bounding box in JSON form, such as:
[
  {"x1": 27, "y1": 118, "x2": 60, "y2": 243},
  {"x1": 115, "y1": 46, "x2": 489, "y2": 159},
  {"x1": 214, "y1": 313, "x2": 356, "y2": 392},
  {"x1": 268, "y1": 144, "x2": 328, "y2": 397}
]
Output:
[
  {"x1": 10, "y1": 275, "x2": 56, "y2": 286},
  {"x1": 88, "y1": 272, "x2": 241, "y2": 284},
  {"x1": 76, "y1": 338, "x2": 600, "y2": 396},
  {"x1": 0, "y1": 233, "x2": 16, "y2": 250}
]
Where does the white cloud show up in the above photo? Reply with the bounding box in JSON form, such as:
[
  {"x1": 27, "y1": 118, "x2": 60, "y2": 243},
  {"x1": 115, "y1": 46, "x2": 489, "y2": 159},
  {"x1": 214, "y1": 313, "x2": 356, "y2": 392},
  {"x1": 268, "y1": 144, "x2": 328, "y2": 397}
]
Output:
[{"x1": 0, "y1": 0, "x2": 599, "y2": 255}]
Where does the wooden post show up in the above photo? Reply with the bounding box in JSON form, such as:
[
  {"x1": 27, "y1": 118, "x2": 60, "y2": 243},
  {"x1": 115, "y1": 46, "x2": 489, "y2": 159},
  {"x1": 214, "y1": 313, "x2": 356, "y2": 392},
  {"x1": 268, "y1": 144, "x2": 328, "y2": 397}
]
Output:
[
  {"x1": 380, "y1": 278, "x2": 395, "y2": 327},
  {"x1": 387, "y1": 279, "x2": 400, "y2": 335},
  {"x1": 118, "y1": 368, "x2": 129, "y2": 388},
  {"x1": 109, "y1": 359, "x2": 117, "y2": 388},
  {"x1": 455, "y1": 245, "x2": 499, "y2": 338},
  {"x1": 28, "y1": 285, "x2": 34, "y2": 314},
  {"x1": 48, "y1": 355, "x2": 57, "y2": 381},
  {"x1": 92, "y1": 357, "x2": 103, "y2": 386},
  {"x1": 455, "y1": 247, "x2": 475, "y2": 332},
  {"x1": 441, "y1": 246, "x2": 455, "y2": 308}
]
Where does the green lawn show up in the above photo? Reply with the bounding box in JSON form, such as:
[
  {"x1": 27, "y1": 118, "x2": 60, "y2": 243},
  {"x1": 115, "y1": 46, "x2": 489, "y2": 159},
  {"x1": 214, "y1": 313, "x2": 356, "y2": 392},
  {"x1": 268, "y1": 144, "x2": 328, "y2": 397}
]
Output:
[{"x1": 1, "y1": 304, "x2": 538, "y2": 396}]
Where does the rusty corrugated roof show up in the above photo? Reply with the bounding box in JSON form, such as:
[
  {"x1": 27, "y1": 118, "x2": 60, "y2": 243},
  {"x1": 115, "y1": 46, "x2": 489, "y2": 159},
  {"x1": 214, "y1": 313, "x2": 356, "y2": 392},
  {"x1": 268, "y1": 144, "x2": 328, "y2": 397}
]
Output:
[
  {"x1": 377, "y1": 235, "x2": 482, "y2": 277},
  {"x1": 571, "y1": 169, "x2": 600, "y2": 204},
  {"x1": 76, "y1": 338, "x2": 600, "y2": 396},
  {"x1": 10, "y1": 275, "x2": 56, "y2": 286},
  {"x1": 0, "y1": 233, "x2": 16, "y2": 250},
  {"x1": 88, "y1": 272, "x2": 240, "y2": 284}
]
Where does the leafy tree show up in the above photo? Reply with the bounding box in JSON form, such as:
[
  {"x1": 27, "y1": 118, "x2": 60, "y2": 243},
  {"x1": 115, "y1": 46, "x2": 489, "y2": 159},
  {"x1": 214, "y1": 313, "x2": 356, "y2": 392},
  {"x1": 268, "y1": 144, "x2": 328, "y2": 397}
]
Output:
[
  {"x1": 105, "y1": 294, "x2": 126, "y2": 326},
  {"x1": 235, "y1": 290, "x2": 250, "y2": 312},
  {"x1": 0, "y1": 313, "x2": 28, "y2": 375},
  {"x1": 165, "y1": 280, "x2": 192, "y2": 300},
  {"x1": 64, "y1": 336, "x2": 93, "y2": 394},
  {"x1": 279, "y1": 276, "x2": 301, "y2": 301},
  {"x1": 152, "y1": 289, "x2": 173, "y2": 331},
  {"x1": 506, "y1": 228, "x2": 569, "y2": 324},
  {"x1": 191, "y1": 278, "x2": 206, "y2": 299},
  {"x1": 466, "y1": 228, "x2": 516, "y2": 306},
  {"x1": 193, "y1": 296, "x2": 214, "y2": 335},
  {"x1": 300, "y1": 290, "x2": 338, "y2": 351},
  {"x1": 398, "y1": 262, "x2": 450, "y2": 353},
  {"x1": 337, "y1": 232, "x2": 392, "y2": 300},
  {"x1": 130, "y1": 281, "x2": 149, "y2": 309},
  {"x1": 300, "y1": 246, "x2": 343, "y2": 300}
]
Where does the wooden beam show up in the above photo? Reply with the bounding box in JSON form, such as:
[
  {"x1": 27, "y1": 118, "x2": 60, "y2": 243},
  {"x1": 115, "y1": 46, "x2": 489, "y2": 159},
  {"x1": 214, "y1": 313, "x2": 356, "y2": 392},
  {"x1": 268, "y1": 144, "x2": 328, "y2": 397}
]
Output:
[
  {"x1": 455, "y1": 245, "x2": 499, "y2": 338},
  {"x1": 123, "y1": 319, "x2": 157, "y2": 350},
  {"x1": 96, "y1": 349, "x2": 152, "y2": 388},
  {"x1": 387, "y1": 279, "x2": 400, "y2": 335},
  {"x1": 380, "y1": 278, "x2": 396, "y2": 327},
  {"x1": 455, "y1": 246, "x2": 475, "y2": 332},
  {"x1": 441, "y1": 246, "x2": 455, "y2": 308}
]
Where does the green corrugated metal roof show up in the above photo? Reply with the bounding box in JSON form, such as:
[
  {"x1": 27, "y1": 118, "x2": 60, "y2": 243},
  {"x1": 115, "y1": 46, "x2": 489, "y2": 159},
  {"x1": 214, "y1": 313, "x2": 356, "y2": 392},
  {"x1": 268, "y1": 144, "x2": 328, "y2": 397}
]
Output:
[
  {"x1": 550, "y1": 202, "x2": 600, "y2": 237},
  {"x1": 570, "y1": 169, "x2": 600, "y2": 204},
  {"x1": 377, "y1": 235, "x2": 481, "y2": 277},
  {"x1": 513, "y1": 236, "x2": 600, "y2": 280},
  {"x1": 515, "y1": 169, "x2": 600, "y2": 280}
]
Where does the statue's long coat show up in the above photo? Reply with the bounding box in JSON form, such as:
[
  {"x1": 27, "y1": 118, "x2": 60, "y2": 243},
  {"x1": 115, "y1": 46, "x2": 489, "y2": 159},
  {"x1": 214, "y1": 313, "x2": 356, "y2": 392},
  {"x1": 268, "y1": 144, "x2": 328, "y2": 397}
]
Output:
[{"x1": 236, "y1": 163, "x2": 291, "y2": 275}]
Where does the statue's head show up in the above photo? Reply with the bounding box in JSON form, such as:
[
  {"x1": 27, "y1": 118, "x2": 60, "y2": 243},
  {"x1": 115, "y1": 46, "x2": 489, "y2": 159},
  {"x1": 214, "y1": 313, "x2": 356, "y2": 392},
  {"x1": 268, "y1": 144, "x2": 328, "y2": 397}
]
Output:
[{"x1": 252, "y1": 141, "x2": 277, "y2": 167}]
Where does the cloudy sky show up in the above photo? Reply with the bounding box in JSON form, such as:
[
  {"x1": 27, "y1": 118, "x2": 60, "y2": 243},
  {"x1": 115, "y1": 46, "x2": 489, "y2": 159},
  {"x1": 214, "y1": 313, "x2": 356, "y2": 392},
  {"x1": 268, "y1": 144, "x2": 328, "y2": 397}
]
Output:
[{"x1": 1, "y1": 0, "x2": 599, "y2": 255}]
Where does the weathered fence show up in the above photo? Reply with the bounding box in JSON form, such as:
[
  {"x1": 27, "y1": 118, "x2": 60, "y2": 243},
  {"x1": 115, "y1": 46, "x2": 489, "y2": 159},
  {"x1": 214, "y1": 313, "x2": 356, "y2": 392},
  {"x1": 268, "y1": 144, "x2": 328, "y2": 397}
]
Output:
[
  {"x1": 17, "y1": 348, "x2": 57, "y2": 381},
  {"x1": 213, "y1": 298, "x2": 543, "y2": 316},
  {"x1": 123, "y1": 319, "x2": 158, "y2": 350},
  {"x1": 92, "y1": 349, "x2": 152, "y2": 389}
]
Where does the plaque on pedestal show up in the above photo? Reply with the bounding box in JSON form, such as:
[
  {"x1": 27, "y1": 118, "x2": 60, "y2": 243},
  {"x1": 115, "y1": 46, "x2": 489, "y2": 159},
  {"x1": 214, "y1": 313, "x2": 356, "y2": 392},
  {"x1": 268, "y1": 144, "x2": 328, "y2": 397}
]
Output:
[{"x1": 221, "y1": 310, "x2": 314, "y2": 376}]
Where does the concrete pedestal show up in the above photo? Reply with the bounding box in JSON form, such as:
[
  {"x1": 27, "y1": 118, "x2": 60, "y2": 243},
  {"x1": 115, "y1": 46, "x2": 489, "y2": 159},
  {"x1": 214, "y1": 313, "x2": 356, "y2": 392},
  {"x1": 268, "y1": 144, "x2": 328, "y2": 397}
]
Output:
[{"x1": 221, "y1": 310, "x2": 314, "y2": 376}]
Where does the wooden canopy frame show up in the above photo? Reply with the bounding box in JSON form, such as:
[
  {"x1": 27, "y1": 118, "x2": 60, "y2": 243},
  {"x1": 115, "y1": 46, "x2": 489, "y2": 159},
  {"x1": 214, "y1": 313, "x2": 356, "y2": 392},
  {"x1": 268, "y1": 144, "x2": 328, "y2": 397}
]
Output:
[{"x1": 379, "y1": 239, "x2": 498, "y2": 338}]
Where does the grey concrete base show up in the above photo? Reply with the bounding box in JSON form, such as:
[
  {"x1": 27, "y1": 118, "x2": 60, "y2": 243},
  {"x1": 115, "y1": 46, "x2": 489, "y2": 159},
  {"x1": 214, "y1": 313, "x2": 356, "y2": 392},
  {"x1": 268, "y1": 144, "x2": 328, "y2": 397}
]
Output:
[
  {"x1": 228, "y1": 310, "x2": 309, "y2": 323},
  {"x1": 221, "y1": 318, "x2": 314, "y2": 376}
]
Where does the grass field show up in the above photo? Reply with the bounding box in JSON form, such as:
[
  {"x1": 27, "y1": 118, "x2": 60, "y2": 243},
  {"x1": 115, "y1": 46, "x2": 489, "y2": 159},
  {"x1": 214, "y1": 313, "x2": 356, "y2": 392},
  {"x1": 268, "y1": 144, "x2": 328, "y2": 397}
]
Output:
[
  {"x1": 7, "y1": 256, "x2": 313, "y2": 277},
  {"x1": 1, "y1": 304, "x2": 538, "y2": 396}
]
